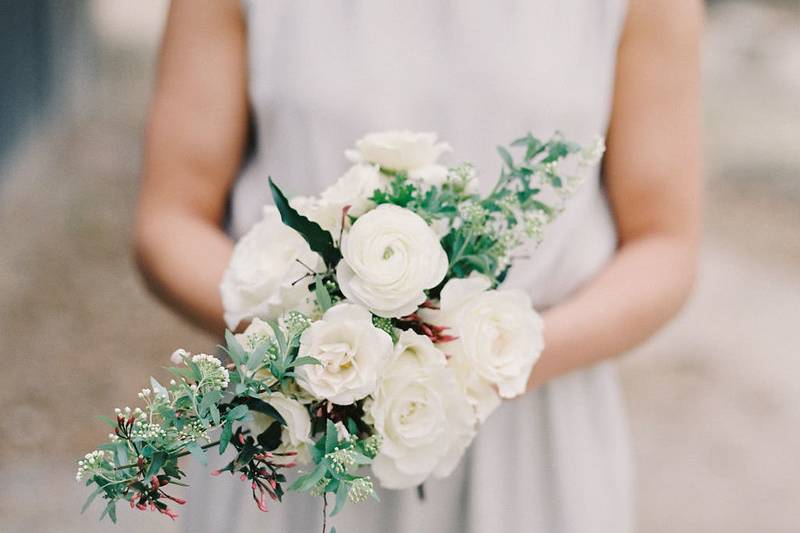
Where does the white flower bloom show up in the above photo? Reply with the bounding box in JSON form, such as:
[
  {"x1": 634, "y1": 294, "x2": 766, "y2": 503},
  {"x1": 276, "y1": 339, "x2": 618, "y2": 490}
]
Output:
[
  {"x1": 249, "y1": 392, "x2": 312, "y2": 464},
  {"x1": 290, "y1": 196, "x2": 342, "y2": 237},
  {"x1": 321, "y1": 164, "x2": 386, "y2": 218},
  {"x1": 580, "y1": 135, "x2": 606, "y2": 167},
  {"x1": 337, "y1": 204, "x2": 448, "y2": 318},
  {"x1": 367, "y1": 330, "x2": 476, "y2": 489},
  {"x1": 170, "y1": 348, "x2": 189, "y2": 365},
  {"x1": 220, "y1": 206, "x2": 323, "y2": 329},
  {"x1": 421, "y1": 275, "x2": 544, "y2": 417},
  {"x1": 291, "y1": 164, "x2": 386, "y2": 238},
  {"x1": 294, "y1": 303, "x2": 393, "y2": 404},
  {"x1": 346, "y1": 130, "x2": 451, "y2": 187}
]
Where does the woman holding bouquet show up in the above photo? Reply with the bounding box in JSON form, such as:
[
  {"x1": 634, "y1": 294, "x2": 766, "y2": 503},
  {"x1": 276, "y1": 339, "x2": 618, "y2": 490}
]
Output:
[{"x1": 134, "y1": 0, "x2": 702, "y2": 532}]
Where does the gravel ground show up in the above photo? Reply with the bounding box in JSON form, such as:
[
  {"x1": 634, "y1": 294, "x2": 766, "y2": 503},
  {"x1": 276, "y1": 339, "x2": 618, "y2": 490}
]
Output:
[{"x1": 1, "y1": 2, "x2": 798, "y2": 532}]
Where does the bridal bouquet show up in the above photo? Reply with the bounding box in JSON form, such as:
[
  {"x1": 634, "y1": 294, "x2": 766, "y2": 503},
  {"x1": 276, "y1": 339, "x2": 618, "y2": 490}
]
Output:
[{"x1": 77, "y1": 130, "x2": 603, "y2": 526}]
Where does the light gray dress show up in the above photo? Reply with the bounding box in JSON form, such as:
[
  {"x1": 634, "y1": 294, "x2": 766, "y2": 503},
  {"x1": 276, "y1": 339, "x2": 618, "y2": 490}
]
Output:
[{"x1": 186, "y1": 1, "x2": 633, "y2": 532}]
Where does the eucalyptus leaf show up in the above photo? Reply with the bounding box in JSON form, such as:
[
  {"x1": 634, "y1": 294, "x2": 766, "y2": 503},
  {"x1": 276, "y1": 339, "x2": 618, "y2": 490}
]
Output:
[
  {"x1": 185, "y1": 440, "x2": 208, "y2": 466},
  {"x1": 144, "y1": 451, "x2": 166, "y2": 480},
  {"x1": 289, "y1": 462, "x2": 327, "y2": 492},
  {"x1": 246, "y1": 342, "x2": 269, "y2": 371},
  {"x1": 219, "y1": 420, "x2": 233, "y2": 454},
  {"x1": 81, "y1": 486, "x2": 104, "y2": 514},
  {"x1": 226, "y1": 404, "x2": 249, "y2": 422},
  {"x1": 150, "y1": 377, "x2": 169, "y2": 400},
  {"x1": 497, "y1": 146, "x2": 514, "y2": 169},
  {"x1": 314, "y1": 274, "x2": 333, "y2": 311},
  {"x1": 331, "y1": 479, "x2": 350, "y2": 516},
  {"x1": 224, "y1": 330, "x2": 246, "y2": 367},
  {"x1": 325, "y1": 420, "x2": 338, "y2": 454},
  {"x1": 290, "y1": 356, "x2": 321, "y2": 368}
]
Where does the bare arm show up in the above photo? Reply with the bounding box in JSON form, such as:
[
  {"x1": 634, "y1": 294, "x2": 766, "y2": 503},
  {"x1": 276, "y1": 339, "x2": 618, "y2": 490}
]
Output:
[
  {"x1": 528, "y1": 0, "x2": 704, "y2": 388},
  {"x1": 135, "y1": 0, "x2": 247, "y2": 334}
]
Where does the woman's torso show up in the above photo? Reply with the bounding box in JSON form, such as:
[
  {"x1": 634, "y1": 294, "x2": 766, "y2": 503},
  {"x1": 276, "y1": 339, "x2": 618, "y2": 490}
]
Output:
[{"x1": 231, "y1": 0, "x2": 625, "y2": 309}]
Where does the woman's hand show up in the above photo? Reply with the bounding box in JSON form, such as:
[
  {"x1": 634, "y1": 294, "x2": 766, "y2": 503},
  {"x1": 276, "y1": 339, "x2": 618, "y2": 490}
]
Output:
[
  {"x1": 134, "y1": 0, "x2": 248, "y2": 334},
  {"x1": 527, "y1": 0, "x2": 704, "y2": 390}
]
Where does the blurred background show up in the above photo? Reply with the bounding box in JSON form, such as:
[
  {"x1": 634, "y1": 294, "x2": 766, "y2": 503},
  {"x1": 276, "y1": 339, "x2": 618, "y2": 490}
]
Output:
[{"x1": 0, "y1": 1, "x2": 798, "y2": 531}]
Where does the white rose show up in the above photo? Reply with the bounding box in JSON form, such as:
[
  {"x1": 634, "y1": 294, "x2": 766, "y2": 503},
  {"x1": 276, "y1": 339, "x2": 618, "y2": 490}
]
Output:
[
  {"x1": 367, "y1": 330, "x2": 476, "y2": 489},
  {"x1": 346, "y1": 130, "x2": 451, "y2": 187},
  {"x1": 249, "y1": 392, "x2": 312, "y2": 464},
  {"x1": 337, "y1": 204, "x2": 449, "y2": 318},
  {"x1": 421, "y1": 275, "x2": 544, "y2": 416},
  {"x1": 291, "y1": 164, "x2": 386, "y2": 237},
  {"x1": 294, "y1": 303, "x2": 393, "y2": 404},
  {"x1": 220, "y1": 206, "x2": 323, "y2": 330}
]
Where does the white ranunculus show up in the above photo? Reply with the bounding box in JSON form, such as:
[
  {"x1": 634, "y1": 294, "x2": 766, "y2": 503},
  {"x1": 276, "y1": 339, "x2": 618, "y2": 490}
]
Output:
[
  {"x1": 336, "y1": 204, "x2": 449, "y2": 318},
  {"x1": 345, "y1": 130, "x2": 451, "y2": 187},
  {"x1": 220, "y1": 206, "x2": 323, "y2": 329},
  {"x1": 291, "y1": 164, "x2": 386, "y2": 238},
  {"x1": 421, "y1": 275, "x2": 544, "y2": 417},
  {"x1": 249, "y1": 392, "x2": 312, "y2": 464},
  {"x1": 321, "y1": 164, "x2": 385, "y2": 217},
  {"x1": 290, "y1": 196, "x2": 342, "y2": 237},
  {"x1": 294, "y1": 303, "x2": 393, "y2": 405},
  {"x1": 367, "y1": 330, "x2": 476, "y2": 489}
]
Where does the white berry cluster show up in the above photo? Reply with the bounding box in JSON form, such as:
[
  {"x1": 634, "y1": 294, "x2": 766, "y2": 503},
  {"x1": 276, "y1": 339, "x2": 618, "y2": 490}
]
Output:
[
  {"x1": 191, "y1": 354, "x2": 230, "y2": 393},
  {"x1": 348, "y1": 477, "x2": 374, "y2": 503},
  {"x1": 76, "y1": 450, "x2": 108, "y2": 481}
]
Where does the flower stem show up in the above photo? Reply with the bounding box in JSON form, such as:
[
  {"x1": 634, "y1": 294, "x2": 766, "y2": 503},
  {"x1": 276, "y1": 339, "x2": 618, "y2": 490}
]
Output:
[{"x1": 113, "y1": 431, "x2": 250, "y2": 471}]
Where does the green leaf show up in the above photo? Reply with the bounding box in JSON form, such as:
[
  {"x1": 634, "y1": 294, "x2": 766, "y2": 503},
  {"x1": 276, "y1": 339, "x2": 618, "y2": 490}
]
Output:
[
  {"x1": 497, "y1": 146, "x2": 514, "y2": 169},
  {"x1": 349, "y1": 450, "x2": 373, "y2": 466},
  {"x1": 226, "y1": 404, "x2": 249, "y2": 422},
  {"x1": 219, "y1": 420, "x2": 233, "y2": 454},
  {"x1": 167, "y1": 366, "x2": 195, "y2": 381},
  {"x1": 144, "y1": 451, "x2": 166, "y2": 480},
  {"x1": 113, "y1": 441, "x2": 129, "y2": 469},
  {"x1": 186, "y1": 440, "x2": 208, "y2": 466},
  {"x1": 150, "y1": 377, "x2": 169, "y2": 400},
  {"x1": 290, "y1": 356, "x2": 321, "y2": 368},
  {"x1": 246, "y1": 342, "x2": 269, "y2": 371},
  {"x1": 224, "y1": 330, "x2": 246, "y2": 367},
  {"x1": 325, "y1": 420, "x2": 338, "y2": 454},
  {"x1": 99, "y1": 500, "x2": 117, "y2": 523},
  {"x1": 81, "y1": 486, "x2": 104, "y2": 514},
  {"x1": 289, "y1": 462, "x2": 327, "y2": 492},
  {"x1": 267, "y1": 319, "x2": 287, "y2": 358},
  {"x1": 209, "y1": 403, "x2": 221, "y2": 426},
  {"x1": 269, "y1": 177, "x2": 340, "y2": 268},
  {"x1": 199, "y1": 390, "x2": 222, "y2": 417},
  {"x1": 107, "y1": 500, "x2": 117, "y2": 523},
  {"x1": 331, "y1": 479, "x2": 349, "y2": 516},
  {"x1": 314, "y1": 274, "x2": 333, "y2": 312},
  {"x1": 97, "y1": 415, "x2": 118, "y2": 428},
  {"x1": 186, "y1": 359, "x2": 203, "y2": 381}
]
